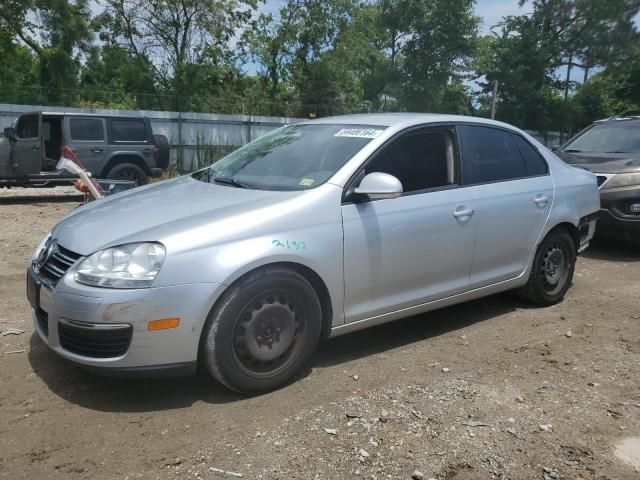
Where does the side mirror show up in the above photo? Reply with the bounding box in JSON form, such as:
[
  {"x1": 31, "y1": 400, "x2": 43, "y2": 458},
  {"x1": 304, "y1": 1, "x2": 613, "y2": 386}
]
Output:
[
  {"x1": 3, "y1": 127, "x2": 16, "y2": 140},
  {"x1": 354, "y1": 172, "x2": 403, "y2": 200}
]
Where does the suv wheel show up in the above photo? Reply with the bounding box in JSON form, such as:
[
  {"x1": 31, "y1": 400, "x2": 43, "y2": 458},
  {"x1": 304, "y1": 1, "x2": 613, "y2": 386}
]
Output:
[
  {"x1": 107, "y1": 163, "x2": 149, "y2": 186},
  {"x1": 517, "y1": 229, "x2": 576, "y2": 306},
  {"x1": 201, "y1": 268, "x2": 322, "y2": 394}
]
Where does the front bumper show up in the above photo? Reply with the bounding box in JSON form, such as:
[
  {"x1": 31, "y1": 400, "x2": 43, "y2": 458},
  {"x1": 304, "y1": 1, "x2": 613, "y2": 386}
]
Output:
[
  {"x1": 30, "y1": 266, "x2": 225, "y2": 373},
  {"x1": 597, "y1": 184, "x2": 640, "y2": 240}
]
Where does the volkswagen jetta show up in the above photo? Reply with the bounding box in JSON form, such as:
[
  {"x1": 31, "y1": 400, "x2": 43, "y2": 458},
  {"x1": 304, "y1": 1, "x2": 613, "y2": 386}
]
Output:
[{"x1": 27, "y1": 114, "x2": 600, "y2": 393}]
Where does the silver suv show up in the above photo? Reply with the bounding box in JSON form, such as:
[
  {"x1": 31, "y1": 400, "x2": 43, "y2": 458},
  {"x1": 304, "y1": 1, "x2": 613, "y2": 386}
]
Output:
[
  {"x1": 1, "y1": 112, "x2": 169, "y2": 186},
  {"x1": 27, "y1": 114, "x2": 600, "y2": 394}
]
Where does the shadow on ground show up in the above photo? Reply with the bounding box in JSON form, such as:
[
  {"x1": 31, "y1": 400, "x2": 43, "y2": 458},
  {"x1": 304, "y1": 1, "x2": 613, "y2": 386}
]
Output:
[
  {"x1": 582, "y1": 237, "x2": 640, "y2": 262},
  {"x1": 29, "y1": 293, "x2": 521, "y2": 413}
]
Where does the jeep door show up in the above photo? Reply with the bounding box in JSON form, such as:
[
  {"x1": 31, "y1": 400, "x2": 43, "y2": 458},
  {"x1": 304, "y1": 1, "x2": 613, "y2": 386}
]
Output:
[
  {"x1": 457, "y1": 125, "x2": 554, "y2": 287},
  {"x1": 11, "y1": 113, "x2": 43, "y2": 177},
  {"x1": 65, "y1": 117, "x2": 107, "y2": 175},
  {"x1": 341, "y1": 126, "x2": 477, "y2": 323}
]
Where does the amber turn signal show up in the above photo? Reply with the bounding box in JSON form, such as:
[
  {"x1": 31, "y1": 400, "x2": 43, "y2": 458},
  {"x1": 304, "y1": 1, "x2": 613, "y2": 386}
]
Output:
[{"x1": 147, "y1": 318, "x2": 180, "y2": 331}]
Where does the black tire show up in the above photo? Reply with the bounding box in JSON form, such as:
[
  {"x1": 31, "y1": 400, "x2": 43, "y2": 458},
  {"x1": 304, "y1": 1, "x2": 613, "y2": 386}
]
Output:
[
  {"x1": 106, "y1": 162, "x2": 149, "y2": 186},
  {"x1": 153, "y1": 134, "x2": 170, "y2": 170},
  {"x1": 201, "y1": 267, "x2": 322, "y2": 394},
  {"x1": 517, "y1": 229, "x2": 576, "y2": 306}
]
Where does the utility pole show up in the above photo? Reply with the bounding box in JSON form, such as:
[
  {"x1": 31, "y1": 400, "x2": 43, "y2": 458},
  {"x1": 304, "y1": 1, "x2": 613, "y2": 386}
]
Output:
[{"x1": 490, "y1": 80, "x2": 499, "y2": 119}]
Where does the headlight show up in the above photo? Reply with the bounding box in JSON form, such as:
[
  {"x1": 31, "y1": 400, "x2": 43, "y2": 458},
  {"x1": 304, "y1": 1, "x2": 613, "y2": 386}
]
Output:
[
  {"x1": 602, "y1": 172, "x2": 640, "y2": 189},
  {"x1": 31, "y1": 232, "x2": 52, "y2": 270},
  {"x1": 32, "y1": 232, "x2": 52, "y2": 264},
  {"x1": 75, "y1": 243, "x2": 166, "y2": 289}
]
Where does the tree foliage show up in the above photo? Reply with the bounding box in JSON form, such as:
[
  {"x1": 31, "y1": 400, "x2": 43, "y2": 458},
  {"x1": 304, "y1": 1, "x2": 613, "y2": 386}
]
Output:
[{"x1": 0, "y1": 0, "x2": 638, "y2": 132}]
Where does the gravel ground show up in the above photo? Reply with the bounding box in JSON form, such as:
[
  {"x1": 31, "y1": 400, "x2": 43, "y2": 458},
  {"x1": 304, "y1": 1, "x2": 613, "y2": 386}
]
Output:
[
  {"x1": 0, "y1": 197, "x2": 639, "y2": 480},
  {"x1": 0, "y1": 186, "x2": 78, "y2": 197}
]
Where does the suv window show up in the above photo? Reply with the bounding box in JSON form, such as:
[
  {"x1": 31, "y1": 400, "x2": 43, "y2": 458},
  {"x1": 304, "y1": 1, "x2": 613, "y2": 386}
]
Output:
[
  {"x1": 365, "y1": 130, "x2": 456, "y2": 193},
  {"x1": 459, "y1": 125, "x2": 526, "y2": 184},
  {"x1": 110, "y1": 119, "x2": 147, "y2": 142},
  {"x1": 564, "y1": 123, "x2": 640, "y2": 153},
  {"x1": 16, "y1": 114, "x2": 39, "y2": 139},
  {"x1": 70, "y1": 118, "x2": 104, "y2": 141},
  {"x1": 512, "y1": 134, "x2": 548, "y2": 176}
]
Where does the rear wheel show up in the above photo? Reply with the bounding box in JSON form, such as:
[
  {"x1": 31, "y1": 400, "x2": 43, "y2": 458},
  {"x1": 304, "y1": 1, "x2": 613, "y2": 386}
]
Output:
[
  {"x1": 517, "y1": 229, "x2": 576, "y2": 306},
  {"x1": 106, "y1": 162, "x2": 148, "y2": 186},
  {"x1": 201, "y1": 268, "x2": 322, "y2": 394}
]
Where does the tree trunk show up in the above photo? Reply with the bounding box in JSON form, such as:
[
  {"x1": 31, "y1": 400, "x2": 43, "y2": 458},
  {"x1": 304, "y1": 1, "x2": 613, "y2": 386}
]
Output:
[{"x1": 564, "y1": 52, "x2": 572, "y2": 101}]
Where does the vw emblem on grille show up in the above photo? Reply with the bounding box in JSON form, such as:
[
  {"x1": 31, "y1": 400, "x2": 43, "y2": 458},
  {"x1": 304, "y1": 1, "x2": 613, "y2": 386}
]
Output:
[{"x1": 35, "y1": 238, "x2": 56, "y2": 272}]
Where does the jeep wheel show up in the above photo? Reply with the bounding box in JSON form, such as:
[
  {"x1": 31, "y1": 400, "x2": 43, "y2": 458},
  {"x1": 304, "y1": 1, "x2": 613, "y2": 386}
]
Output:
[{"x1": 107, "y1": 163, "x2": 149, "y2": 186}]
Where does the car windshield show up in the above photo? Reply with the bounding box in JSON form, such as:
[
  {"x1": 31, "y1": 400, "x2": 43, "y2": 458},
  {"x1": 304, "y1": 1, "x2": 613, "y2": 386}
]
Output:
[
  {"x1": 564, "y1": 123, "x2": 640, "y2": 155},
  {"x1": 192, "y1": 123, "x2": 385, "y2": 191}
]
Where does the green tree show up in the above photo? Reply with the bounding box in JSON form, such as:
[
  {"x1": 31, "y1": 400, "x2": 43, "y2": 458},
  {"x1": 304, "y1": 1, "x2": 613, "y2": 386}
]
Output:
[
  {"x1": 399, "y1": 0, "x2": 479, "y2": 112},
  {"x1": 474, "y1": 15, "x2": 561, "y2": 130},
  {"x1": 98, "y1": 0, "x2": 257, "y2": 110},
  {"x1": 0, "y1": 0, "x2": 92, "y2": 104}
]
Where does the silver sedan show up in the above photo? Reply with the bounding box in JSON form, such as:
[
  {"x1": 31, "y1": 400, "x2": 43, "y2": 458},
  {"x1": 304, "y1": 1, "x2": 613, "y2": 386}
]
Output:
[{"x1": 27, "y1": 114, "x2": 600, "y2": 393}]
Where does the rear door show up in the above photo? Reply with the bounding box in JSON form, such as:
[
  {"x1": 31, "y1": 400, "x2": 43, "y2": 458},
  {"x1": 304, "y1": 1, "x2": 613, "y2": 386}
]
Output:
[
  {"x1": 458, "y1": 125, "x2": 554, "y2": 287},
  {"x1": 65, "y1": 116, "x2": 107, "y2": 174},
  {"x1": 12, "y1": 113, "x2": 43, "y2": 176}
]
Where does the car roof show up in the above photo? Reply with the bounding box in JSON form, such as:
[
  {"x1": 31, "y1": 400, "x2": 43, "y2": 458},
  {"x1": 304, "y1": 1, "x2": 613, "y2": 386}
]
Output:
[
  {"x1": 37, "y1": 112, "x2": 146, "y2": 119},
  {"x1": 597, "y1": 117, "x2": 640, "y2": 125},
  {"x1": 302, "y1": 112, "x2": 518, "y2": 130}
]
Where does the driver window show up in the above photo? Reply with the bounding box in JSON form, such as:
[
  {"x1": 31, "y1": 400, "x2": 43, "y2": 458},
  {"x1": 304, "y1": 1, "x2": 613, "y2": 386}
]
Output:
[
  {"x1": 365, "y1": 130, "x2": 457, "y2": 193},
  {"x1": 17, "y1": 114, "x2": 39, "y2": 139}
]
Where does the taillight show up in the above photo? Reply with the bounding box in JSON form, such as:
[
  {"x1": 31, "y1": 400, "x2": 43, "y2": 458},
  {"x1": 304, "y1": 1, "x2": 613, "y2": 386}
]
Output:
[{"x1": 153, "y1": 146, "x2": 159, "y2": 160}]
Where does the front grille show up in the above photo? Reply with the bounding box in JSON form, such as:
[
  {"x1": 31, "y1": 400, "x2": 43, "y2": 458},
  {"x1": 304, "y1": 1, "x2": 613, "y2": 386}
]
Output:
[
  {"x1": 35, "y1": 308, "x2": 49, "y2": 337},
  {"x1": 39, "y1": 245, "x2": 82, "y2": 286},
  {"x1": 596, "y1": 175, "x2": 607, "y2": 187},
  {"x1": 59, "y1": 321, "x2": 132, "y2": 358}
]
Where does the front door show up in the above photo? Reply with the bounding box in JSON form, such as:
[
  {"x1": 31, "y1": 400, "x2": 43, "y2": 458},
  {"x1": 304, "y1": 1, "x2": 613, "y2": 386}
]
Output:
[
  {"x1": 11, "y1": 113, "x2": 43, "y2": 177},
  {"x1": 457, "y1": 125, "x2": 554, "y2": 287},
  {"x1": 342, "y1": 127, "x2": 477, "y2": 323}
]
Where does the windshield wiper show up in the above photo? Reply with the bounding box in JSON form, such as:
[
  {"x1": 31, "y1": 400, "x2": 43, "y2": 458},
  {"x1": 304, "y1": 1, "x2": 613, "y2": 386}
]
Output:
[{"x1": 213, "y1": 175, "x2": 257, "y2": 189}]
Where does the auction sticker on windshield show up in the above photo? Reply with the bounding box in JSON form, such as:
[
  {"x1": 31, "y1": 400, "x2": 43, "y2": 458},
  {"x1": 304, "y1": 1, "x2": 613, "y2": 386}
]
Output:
[{"x1": 334, "y1": 128, "x2": 383, "y2": 139}]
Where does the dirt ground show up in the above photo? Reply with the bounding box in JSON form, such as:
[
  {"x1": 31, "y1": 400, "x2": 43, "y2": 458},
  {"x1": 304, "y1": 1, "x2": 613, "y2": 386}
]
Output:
[{"x1": 1, "y1": 192, "x2": 639, "y2": 480}]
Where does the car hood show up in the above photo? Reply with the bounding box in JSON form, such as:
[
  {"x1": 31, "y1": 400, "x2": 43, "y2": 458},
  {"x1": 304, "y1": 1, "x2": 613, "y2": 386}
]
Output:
[
  {"x1": 52, "y1": 175, "x2": 301, "y2": 255},
  {"x1": 558, "y1": 151, "x2": 640, "y2": 174}
]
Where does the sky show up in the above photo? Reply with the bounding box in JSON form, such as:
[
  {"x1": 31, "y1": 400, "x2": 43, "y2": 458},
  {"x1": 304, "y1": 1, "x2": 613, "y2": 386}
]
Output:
[{"x1": 257, "y1": 0, "x2": 529, "y2": 33}]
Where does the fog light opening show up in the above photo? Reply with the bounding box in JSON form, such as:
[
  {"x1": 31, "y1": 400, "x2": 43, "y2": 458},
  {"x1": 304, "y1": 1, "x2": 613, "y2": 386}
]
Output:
[{"x1": 148, "y1": 318, "x2": 180, "y2": 331}]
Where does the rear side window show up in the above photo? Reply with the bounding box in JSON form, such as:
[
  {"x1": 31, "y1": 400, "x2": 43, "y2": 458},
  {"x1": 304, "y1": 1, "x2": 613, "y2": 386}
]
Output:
[
  {"x1": 70, "y1": 118, "x2": 104, "y2": 141},
  {"x1": 110, "y1": 119, "x2": 147, "y2": 142},
  {"x1": 16, "y1": 114, "x2": 39, "y2": 139},
  {"x1": 512, "y1": 134, "x2": 548, "y2": 176},
  {"x1": 458, "y1": 125, "x2": 526, "y2": 184}
]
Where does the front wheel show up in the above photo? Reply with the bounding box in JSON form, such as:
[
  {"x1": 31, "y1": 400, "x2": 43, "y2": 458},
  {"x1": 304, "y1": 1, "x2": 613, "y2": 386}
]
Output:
[
  {"x1": 200, "y1": 268, "x2": 322, "y2": 394},
  {"x1": 517, "y1": 229, "x2": 576, "y2": 306}
]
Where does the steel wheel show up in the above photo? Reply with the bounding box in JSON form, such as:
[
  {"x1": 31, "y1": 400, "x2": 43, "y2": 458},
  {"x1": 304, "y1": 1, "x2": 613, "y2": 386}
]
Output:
[
  {"x1": 517, "y1": 228, "x2": 576, "y2": 307},
  {"x1": 201, "y1": 267, "x2": 322, "y2": 393},
  {"x1": 540, "y1": 242, "x2": 570, "y2": 295},
  {"x1": 232, "y1": 291, "x2": 305, "y2": 378}
]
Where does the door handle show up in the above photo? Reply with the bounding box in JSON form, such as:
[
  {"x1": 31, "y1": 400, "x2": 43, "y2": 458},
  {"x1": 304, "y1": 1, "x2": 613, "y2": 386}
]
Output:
[
  {"x1": 534, "y1": 194, "x2": 548, "y2": 207},
  {"x1": 453, "y1": 207, "x2": 475, "y2": 218},
  {"x1": 31, "y1": 145, "x2": 40, "y2": 150},
  {"x1": 91, "y1": 148, "x2": 103, "y2": 153}
]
